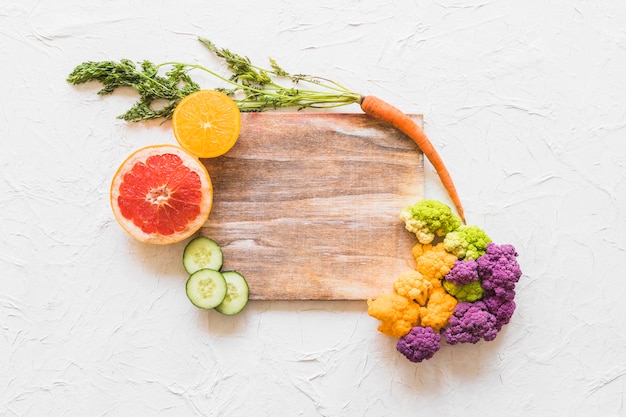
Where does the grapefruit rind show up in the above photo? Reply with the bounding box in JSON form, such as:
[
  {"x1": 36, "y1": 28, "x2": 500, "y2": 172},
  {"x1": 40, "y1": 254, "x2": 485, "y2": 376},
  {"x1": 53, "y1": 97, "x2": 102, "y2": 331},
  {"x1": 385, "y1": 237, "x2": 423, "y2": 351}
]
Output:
[{"x1": 110, "y1": 144, "x2": 213, "y2": 245}]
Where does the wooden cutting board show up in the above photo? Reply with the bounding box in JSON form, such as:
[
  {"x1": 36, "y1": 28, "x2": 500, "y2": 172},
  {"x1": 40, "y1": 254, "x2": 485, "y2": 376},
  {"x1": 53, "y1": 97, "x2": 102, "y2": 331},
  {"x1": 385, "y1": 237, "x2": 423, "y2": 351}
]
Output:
[{"x1": 200, "y1": 112, "x2": 423, "y2": 300}]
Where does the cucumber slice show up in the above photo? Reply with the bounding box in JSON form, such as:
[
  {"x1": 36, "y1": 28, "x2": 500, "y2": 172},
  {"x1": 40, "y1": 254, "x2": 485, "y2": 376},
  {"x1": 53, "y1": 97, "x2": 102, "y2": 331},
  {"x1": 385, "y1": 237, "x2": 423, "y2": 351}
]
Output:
[
  {"x1": 186, "y1": 269, "x2": 227, "y2": 309},
  {"x1": 215, "y1": 271, "x2": 249, "y2": 316},
  {"x1": 183, "y1": 237, "x2": 223, "y2": 274}
]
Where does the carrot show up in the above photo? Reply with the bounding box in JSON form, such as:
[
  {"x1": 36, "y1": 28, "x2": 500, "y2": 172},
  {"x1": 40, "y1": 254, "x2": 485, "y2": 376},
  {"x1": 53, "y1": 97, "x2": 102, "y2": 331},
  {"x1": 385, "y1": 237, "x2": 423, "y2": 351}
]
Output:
[{"x1": 360, "y1": 95, "x2": 466, "y2": 224}]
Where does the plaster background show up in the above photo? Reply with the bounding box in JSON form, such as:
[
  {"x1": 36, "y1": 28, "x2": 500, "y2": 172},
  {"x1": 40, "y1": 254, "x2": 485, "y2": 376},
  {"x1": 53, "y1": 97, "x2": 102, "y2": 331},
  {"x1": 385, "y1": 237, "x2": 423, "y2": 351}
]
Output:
[{"x1": 2, "y1": 1, "x2": 625, "y2": 415}]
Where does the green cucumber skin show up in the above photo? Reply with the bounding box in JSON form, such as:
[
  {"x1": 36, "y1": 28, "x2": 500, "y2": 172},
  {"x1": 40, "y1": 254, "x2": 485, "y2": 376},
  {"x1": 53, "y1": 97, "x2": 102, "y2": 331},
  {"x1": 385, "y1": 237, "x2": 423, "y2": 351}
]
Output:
[
  {"x1": 183, "y1": 237, "x2": 223, "y2": 274},
  {"x1": 215, "y1": 271, "x2": 249, "y2": 316},
  {"x1": 186, "y1": 269, "x2": 227, "y2": 310}
]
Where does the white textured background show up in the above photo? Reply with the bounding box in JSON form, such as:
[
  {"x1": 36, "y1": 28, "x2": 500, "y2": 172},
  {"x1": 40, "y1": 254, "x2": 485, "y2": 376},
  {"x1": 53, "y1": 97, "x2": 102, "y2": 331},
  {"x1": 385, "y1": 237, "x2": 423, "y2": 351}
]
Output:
[{"x1": 2, "y1": 1, "x2": 626, "y2": 416}]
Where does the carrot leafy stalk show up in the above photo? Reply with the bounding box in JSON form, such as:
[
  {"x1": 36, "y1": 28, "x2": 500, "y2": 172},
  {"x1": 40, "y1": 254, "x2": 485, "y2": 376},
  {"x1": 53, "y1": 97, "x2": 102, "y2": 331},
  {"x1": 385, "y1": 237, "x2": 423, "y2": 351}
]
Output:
[
  {"x1": 67, "y1": 59, "x2": 200, "y2": 121},
  {"x1": 67, "y1": 37, "x2": 466, "y2": 222}
]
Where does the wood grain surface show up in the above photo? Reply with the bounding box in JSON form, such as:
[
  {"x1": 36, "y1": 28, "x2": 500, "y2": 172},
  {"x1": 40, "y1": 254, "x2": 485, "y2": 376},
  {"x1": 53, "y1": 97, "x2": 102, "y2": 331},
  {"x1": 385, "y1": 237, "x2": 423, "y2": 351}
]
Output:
[{"x1": 200, "y1": 112, "x2": 423, "y2": 300}]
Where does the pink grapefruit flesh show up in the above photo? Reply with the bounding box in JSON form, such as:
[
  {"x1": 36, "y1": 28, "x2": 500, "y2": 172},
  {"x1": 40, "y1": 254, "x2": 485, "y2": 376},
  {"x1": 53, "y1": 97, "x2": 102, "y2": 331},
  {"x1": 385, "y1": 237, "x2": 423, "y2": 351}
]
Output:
[{"x1": 110, "y1": 145, "x2": 213, "y2": 244}]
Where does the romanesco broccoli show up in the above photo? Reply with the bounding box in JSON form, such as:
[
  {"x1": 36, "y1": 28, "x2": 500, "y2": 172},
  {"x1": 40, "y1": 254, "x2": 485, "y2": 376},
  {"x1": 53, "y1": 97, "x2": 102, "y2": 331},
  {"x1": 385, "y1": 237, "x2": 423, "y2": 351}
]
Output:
[
  {"x1": 400, "y1": 200, "x2": 462, "y2": 244},
  {"x1": 443, "y1": 225, "x2": 492, "y2": 260}
]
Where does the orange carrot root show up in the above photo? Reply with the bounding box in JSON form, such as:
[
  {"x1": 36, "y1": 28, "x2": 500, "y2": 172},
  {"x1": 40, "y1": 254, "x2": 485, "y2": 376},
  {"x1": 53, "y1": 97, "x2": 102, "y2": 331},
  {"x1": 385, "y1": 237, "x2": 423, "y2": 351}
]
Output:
[{"x1": 360, "y1": 95, "x2": 466, "y2": 223}]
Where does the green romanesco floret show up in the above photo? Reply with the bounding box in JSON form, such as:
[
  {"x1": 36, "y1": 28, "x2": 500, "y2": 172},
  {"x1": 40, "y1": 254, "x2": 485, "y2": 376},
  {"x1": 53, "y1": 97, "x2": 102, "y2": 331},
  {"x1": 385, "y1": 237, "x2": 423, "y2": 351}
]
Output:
[
  {"x1": 400, "y1": 200, "x2": 462, "y2": 244},
  {"x1": 442, "y1": 280, "x2": 484, "y2": 302},
  {"x1": 443, "y1": 225, "x2": 492, "y2": 260}
]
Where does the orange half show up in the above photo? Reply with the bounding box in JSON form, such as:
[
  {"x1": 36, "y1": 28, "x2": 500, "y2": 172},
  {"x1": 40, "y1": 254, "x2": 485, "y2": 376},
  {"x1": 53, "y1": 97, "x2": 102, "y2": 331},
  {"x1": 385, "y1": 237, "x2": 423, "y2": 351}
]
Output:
[{"x1": 172, "y1": 90, "x2": 241, "y2": 158}]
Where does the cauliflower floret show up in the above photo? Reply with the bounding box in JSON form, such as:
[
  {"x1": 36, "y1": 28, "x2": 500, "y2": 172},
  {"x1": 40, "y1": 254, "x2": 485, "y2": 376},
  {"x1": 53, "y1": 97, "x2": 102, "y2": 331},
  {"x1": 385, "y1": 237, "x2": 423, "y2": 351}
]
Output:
[
  {"x1": 396, "y1": 326, "x2": 441, "y2": 363},
  {"x1": 442, "y1": 301, "x2": 498, "y2": 345},
  {"x1": 477, "y1": 242, "x2": 522, "y2": 301},
  {"x1": 393, "y1": 270, "x2": 432, "y2": 305},
  {"x1": 445, "y1": 259, "x2": 479, "y2": 286},
  {"x1": 400, "y1": 200, "x2": 462, "y2": 244},
  {"x1": 484, "y1": 296, "x2": 517, "y2": 331},
  {"x1": 442, "y1": 280, "x2": 484, "y2": 302},
  {"x1": 412, "y1": 242, "x2": 457, "y2": 284},
  {"x1": 367, "y1": 293, "x2": 421, "y2": 338},
  {"x1": 443, "y1": 225, "x2": 492, "y2": 260},
  {"x1": 419, "y1": 287, "x2": 457, "y2": 331}
]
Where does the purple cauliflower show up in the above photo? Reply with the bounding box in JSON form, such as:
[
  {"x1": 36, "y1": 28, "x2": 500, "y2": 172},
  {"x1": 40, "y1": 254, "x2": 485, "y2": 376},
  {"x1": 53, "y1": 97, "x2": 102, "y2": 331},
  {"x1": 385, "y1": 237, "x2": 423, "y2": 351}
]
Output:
[
  {"x1": 442, "y1": 301, "x2": 498, "y2": 345},
  {"x1": 445, "y1": 259, "x2": 479, "y2": 286},
  {"x1": 484, "y1": 295, "x2": 516, "y2": 331},
  {"x1": 441, "y1": 244, "x2": 522, "y2": 345},
  {"x1": 477, "y1": 243, "x2": 522, "y2": 302},
  {"x1": 396, "y1": 326, "x2": 441, "y2": 362}
]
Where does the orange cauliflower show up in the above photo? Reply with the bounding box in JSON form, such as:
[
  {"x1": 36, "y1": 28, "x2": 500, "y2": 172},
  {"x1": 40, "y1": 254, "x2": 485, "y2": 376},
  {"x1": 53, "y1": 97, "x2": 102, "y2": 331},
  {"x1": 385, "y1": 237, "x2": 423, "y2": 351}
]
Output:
[
  {"x1": 393, "y1": 270, "x2": 432, "y2": 305},
  {"x1": 419, "y1": 287, "x2": 458, "y2": 331},
  {"x1": 412, "y1": 242, "x2": 457, "y2": 284},
  {"x1": 367, "y1": 293, "x2": 420, "y2": 338}
]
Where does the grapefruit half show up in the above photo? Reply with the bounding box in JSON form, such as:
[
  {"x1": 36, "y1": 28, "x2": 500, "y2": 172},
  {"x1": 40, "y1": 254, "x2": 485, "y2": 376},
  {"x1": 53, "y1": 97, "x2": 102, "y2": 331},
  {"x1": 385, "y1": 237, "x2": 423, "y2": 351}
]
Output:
[{"x1": 110, "y1": 145, "x2": 213, "y2": 244}]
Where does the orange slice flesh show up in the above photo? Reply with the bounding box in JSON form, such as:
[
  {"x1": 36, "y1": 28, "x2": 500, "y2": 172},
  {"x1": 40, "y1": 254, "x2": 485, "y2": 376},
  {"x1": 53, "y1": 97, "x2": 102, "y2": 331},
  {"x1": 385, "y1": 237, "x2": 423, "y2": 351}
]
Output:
[{"x1": 172, "y1": 90, "x2": 241, "y2": 158}]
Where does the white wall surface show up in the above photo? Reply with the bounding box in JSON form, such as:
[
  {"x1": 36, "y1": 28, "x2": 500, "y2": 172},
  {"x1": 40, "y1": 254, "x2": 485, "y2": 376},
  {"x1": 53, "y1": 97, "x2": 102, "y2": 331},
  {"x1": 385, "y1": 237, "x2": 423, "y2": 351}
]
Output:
[{"x1": 2, "y1": 1, "x2": 626, "y2": 416}]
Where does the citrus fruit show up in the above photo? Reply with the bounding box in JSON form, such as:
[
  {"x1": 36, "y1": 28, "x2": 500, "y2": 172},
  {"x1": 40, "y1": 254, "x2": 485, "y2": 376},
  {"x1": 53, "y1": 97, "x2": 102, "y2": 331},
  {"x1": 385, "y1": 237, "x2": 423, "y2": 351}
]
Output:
[
  {"x1": 110, "y1": 145, "x2": 213, "y2": 244},
  {"x1": 172, "y1": 90, "x2": 241, "y2": 158}
]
